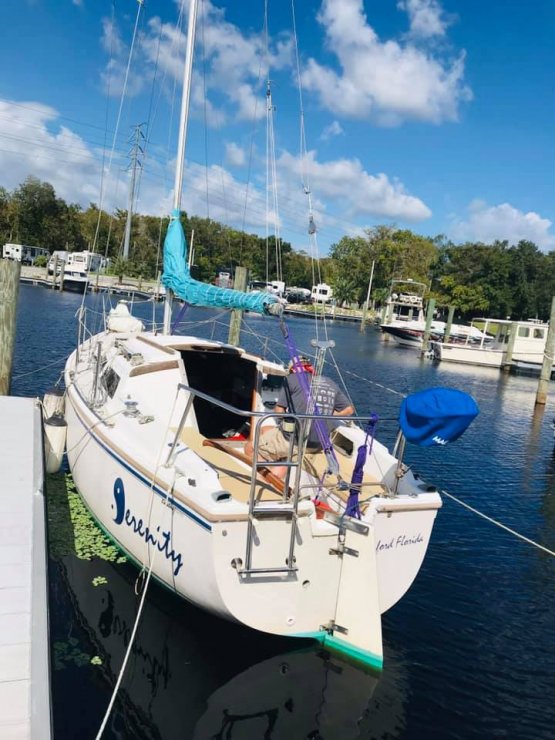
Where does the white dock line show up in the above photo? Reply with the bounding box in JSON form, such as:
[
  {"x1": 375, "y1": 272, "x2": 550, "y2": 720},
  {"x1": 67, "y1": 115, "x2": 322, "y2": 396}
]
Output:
[{"x1": 441, "y1": 489, "x2": 555, "y2": 557}]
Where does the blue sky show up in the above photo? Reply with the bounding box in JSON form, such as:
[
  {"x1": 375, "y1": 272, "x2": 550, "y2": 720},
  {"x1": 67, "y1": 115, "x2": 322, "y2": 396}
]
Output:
[{"x1": 1, "y1": 0, "x2": 555, "y2": 254}]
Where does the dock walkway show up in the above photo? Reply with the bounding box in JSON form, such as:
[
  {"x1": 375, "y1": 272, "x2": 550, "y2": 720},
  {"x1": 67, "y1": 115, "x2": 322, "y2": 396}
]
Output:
[{"x1": 0, "y1": 397, "x2": 51, "y2": 739}]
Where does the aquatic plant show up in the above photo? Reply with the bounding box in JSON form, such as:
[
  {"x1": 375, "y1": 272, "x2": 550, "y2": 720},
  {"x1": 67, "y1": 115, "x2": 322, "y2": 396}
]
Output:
[
  {"x1": 53, "y1": 638, "x2": 90, "y2": 671},
  {"x1": 46, "y1": 472, "x2": 127, "y2": 563}
]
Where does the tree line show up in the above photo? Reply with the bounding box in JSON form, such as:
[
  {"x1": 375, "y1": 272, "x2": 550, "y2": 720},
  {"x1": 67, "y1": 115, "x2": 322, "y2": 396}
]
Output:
[{"x1": 2, "y1": 176, "x2": 555, "y2": 321}]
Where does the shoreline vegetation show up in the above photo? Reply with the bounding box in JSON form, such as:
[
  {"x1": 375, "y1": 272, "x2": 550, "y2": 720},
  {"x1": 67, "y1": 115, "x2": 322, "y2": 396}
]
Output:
[{"x1": 2, "y1": 176, "x2": 555, "y2": 322}]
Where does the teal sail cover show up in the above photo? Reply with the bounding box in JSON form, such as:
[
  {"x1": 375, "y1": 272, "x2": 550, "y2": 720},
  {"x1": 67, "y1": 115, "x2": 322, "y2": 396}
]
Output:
[{"x1": 162, "y1": 210, "x2": 279, "y2": 314}]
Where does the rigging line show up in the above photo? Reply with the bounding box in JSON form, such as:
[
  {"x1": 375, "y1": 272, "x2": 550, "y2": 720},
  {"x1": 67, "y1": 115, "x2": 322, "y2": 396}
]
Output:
[
  {"x1": 239, "y1": 6, "x2": 266, "y2": 263},
  {"x1": 93, "y1": 0, "x2": 116, "y2": 257},
  {"x1": 94, "y1": 385, "x2": 182, "y2": 739},
  {"x1": 200, "y1": 0, "x2": 210, "y2": 222},
  {"x1": 0, "y1": 130, "x2": 128, "y2": 162},
  {"x1": 133, "y1": 8, "x2": 165, "y2": 210},
  {"x1": 218, "y1": 159, "x2": 235, "y2": 270},
  {"x1": 97, "y1": 0, "x2": 145, "y2": 246},
  {"x1": 268, "y1": 85, "x2": 283, "y2": 284},
  {"x1": 441, "y1": 489, "x2": 555, "y2": 558},
  {"x1": 291, "y1": 0, "x2": 328, "y2": 341},
  {"x1": 12, "y1": 353, "x2": 71, "y2": 381}
]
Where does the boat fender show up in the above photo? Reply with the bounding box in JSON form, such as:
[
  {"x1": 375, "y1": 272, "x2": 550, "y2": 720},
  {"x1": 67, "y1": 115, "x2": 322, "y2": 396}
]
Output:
[
  {"x1": 43, "y1": 413, "x2": 67, "y2": 474},
  {"x1": 43, "y1": 387, "x2": 65, "y2": 418}
]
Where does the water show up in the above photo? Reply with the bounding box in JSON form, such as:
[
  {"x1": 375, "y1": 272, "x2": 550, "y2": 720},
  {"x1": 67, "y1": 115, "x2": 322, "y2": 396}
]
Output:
[{"x1": 12, "y1": 284, "x2": 555, "y2": 739}]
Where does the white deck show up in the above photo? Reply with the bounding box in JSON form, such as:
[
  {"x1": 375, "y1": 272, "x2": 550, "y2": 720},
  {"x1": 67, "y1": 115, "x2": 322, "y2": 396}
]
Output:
[{"x1": 0, "y1": 397, "x2": 51, "y2": 740}]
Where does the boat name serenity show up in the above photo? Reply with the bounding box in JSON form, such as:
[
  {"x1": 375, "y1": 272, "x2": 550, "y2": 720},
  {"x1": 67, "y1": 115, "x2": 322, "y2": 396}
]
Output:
[{"x1": 113, "y1": 478, "x2": 184, "y2": 576}]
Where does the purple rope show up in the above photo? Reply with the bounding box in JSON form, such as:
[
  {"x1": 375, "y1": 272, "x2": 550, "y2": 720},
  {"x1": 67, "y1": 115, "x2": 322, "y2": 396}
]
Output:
[
  {"x1": 170, "y1": 302, "x2": 189, "y2": 334},
  {"x1": 280, "y1": 321, "x2": 339, "y2": 475},
  {"x1": 345, "y1": 414, "x2": 379, "y2": 519}
]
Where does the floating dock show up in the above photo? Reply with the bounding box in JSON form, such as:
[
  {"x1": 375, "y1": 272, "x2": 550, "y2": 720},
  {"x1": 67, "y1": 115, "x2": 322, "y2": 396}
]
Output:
[{"x1": 0, "y1": 397, "x2": 51, "y2": 739}]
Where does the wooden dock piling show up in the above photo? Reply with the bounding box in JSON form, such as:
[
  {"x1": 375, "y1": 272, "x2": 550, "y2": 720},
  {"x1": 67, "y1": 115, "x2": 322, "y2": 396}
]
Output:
[
  {"x1": 228, "y1": 266, "x2": 248, "y2": 347},
  {"x1": 444, "y1": 306, "x2": 455, "y2": 344},
  {"x1": 535, "y1": 298, "x2": 555, "y2": 405},
  {"x1": 0, "y1": 260, "x2": 21, "y2": 395},
  {"x1": 421, "y1": 298, "x2": 436, "y2": 355}
]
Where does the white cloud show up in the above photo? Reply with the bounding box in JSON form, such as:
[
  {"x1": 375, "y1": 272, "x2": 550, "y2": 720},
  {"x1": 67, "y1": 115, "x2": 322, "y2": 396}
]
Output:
[
  {"x1": 0, "y1": 100, "x2": 103, "y2": 205},
  {"x1": 278, "y1": 150, "x2": 431, "y2": 221},
  {"x1": 398, "y1": 0, "x2": 450, "y2": 39},
  {"x1": 100, "y1": 17, "x2": 145, "y2": 99},
  {"x1": 302, "y1": 0, "x2": 471, "y2": 125},
  {"x1": 104, "y1": 1, "x2": 292, "y2": 125},
  {"x1": 450, "y1": 200, "x2": 555, "y2": 250},
  {"x1": 0, "y1": 100, "x2": 173, "y2": 219},
  {"x1": 180, "y1": 161, "x2": 277, "y2": 231},
  {"x1": 0, "y1": 98, "x2": 430, "y2": 255},
  {"x1": 225, "y1": 142, "x2": 246, "y2": 167},
  {"x1": 320, "y1": 121, "x2": 344, "y2": 141}
]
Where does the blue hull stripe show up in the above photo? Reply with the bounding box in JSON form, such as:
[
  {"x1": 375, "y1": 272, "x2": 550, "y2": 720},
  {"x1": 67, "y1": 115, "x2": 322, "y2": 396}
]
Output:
[{"x1": 70, "y1": 391, "x2": 212, "y2": 532}]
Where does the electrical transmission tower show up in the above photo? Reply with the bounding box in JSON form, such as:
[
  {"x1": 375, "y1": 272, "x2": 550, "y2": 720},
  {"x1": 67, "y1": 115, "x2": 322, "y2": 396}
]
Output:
[{"x1": 123, "y1": 123, "x2": 145, "y2": 260}]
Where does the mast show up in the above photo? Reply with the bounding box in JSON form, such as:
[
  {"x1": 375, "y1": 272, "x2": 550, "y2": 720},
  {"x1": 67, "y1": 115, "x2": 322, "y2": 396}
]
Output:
[{"x1": 163, "y1": 0, "x2": 199, "y2": 335}]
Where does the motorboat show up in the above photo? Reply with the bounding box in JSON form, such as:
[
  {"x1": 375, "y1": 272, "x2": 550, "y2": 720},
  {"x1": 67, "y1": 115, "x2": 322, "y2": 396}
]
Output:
[
  {"x1": 431, "y1": 317, "x2": 551, "y2": 374},
  {"x1": 62, "y1": 267, "x2": 89, "y2": 294}
]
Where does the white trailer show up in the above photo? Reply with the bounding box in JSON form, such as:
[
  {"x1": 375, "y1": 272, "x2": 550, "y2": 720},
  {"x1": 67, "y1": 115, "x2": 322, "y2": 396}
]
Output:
[
  {"x1": 311, "y1": 282, "x2": 334, "y2": 304},
  {"x1": 2, "y1": 243, "x2": 49, "y2": 264}
]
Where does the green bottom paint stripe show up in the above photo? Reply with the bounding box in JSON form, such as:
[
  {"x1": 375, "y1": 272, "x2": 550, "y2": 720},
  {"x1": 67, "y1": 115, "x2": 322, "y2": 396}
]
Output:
[{"x1": 293, "y1": 631, "x2": 383, "y2": 671}]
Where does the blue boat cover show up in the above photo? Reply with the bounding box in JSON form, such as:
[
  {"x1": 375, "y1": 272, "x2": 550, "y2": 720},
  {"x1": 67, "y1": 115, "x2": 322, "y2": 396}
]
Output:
[
  {"x1": 399, "y1": 387, "x2": 479, "y2": 447},
  {"x1": 162, "y1": 210, "x2": 279, "y2": 314}
]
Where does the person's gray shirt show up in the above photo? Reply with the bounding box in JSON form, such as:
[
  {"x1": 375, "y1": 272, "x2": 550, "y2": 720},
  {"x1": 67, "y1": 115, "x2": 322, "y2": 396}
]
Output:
[{"x1": 276, "y1": 373, "x2": 350, "y2": 446}]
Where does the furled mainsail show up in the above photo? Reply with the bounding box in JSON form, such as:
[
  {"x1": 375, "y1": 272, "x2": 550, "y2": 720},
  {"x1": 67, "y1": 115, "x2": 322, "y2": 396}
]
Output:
[{"x1": 162, "y1": 210, "x2": 280, "y2": 315}]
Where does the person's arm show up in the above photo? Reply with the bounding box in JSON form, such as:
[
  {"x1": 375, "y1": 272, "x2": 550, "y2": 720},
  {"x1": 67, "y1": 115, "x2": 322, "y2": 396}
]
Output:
[
  {"x1": 332, "y1": 384, "x2": 354, "y2": 417},
  {"x1": 274, "y1": 405, "x2": 286, "y2": 414},
  {"x1": 333, "y1": 404, "x2": 354, "y2": 417}
]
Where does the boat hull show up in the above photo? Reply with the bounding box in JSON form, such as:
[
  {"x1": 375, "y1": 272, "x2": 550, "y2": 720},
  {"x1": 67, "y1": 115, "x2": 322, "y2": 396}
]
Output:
[
  {"x1": 62, "y1": 279, "x2": 89, "y2": 294},
  {"x1": 432, "y1": 342, "x2": 505, "y2": 367},
  {"x1": 64, "y1": 335, "x2": 441, "y2": 669}
]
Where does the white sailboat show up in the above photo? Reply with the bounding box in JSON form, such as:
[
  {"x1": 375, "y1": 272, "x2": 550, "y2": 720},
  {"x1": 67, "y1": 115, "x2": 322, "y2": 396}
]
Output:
[{"x1": 62, "y1": 0, "x2": 478, "y2": 671}]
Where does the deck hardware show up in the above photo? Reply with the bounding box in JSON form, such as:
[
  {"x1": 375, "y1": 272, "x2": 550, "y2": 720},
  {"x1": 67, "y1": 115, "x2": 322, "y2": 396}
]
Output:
[
  {"x1": 237, "y1": 565, "x2": 298, "y2": 575},
  {"x1": 123, "y1": 397, "x2": 140, "y2": 417},
  {"x1": 320, "y1": 620, "x2": 348, "y2": 636},
  {"x1": 329, "y1": 544, "x2": 359, "y2": 558},
  {"x1": 323, "y1": 511, "x2": 369, "y2": 536},
  {"x1": 231, "y1": 558, "x2": 243, "y2": 570}
]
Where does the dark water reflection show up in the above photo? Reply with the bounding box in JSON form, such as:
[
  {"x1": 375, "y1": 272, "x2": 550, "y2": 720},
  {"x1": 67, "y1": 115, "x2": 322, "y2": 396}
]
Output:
[{"x1": 12, "y1": 285, "x2": 555, "y2": 739}]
